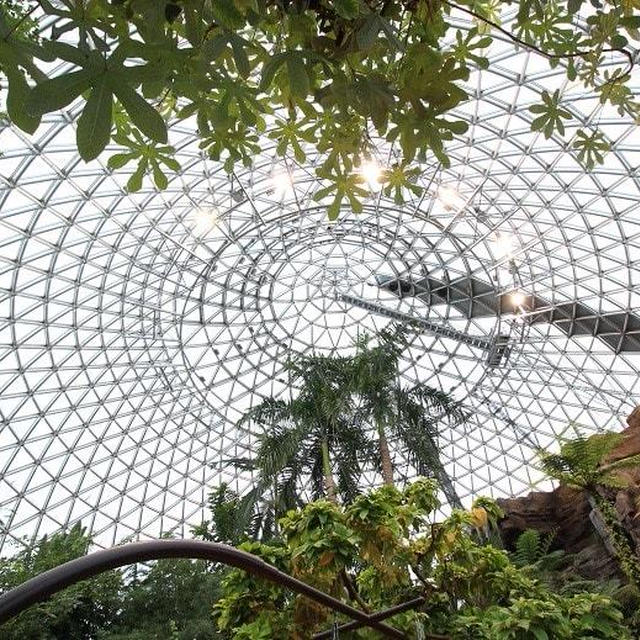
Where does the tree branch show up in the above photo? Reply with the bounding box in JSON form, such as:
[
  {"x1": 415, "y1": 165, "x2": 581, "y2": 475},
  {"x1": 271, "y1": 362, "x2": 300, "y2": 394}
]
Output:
[
  {"x1": 441, "y1": 0, "x2": 634, "y2": 85},
  {"x1": 341, "y1": 569, "x2": 371, "y2": 613}
]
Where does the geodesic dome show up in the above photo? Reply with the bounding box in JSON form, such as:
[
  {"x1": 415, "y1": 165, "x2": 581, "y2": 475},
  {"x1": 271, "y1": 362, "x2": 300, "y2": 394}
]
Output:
[{"x1": 1, "y1": 19, "x2": 639, "y2": 553}]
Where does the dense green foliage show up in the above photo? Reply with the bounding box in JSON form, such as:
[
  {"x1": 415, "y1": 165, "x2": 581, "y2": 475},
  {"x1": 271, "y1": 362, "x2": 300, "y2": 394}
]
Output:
[
  {"x1": 0, "y1": 523, "x2": 123, "y2": 640},
  {"x1": 349, "y1": 326, "x2": 466, "y2": 505},
  {"x1": 239, "y1": 350, "x2": 372, "y2": 506},
  {"x1": 235, "y1": 327, "x2": 464, "y2": 523},
  {"x1": 2, "y1": 444, "x2": 638, "y2": 639},
  {"x1": 538, "y1": 432, "x2": 640, "y2": 590},
  {"x1": 0, "y1": 526, "x2": 221, "y2": 640},
  {"x1": 213, "y1": 479, "x2": 633, "y2": 639},
  {"x1": 102, "y1": 556, "x2": 222, "y2": 640},
  {"x1": 1, "y1": 0, "x2": 638, "y2": 213}
]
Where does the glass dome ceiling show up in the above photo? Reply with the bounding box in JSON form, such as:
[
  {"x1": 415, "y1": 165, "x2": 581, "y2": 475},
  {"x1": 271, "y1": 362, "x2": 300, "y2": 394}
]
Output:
[{"x1": 1, "y1": 21, "x2": 640, "y2": 553}]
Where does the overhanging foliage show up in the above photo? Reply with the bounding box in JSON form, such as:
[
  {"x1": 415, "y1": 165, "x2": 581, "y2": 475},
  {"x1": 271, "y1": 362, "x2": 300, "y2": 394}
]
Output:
[{"x1": 1, "y1": 0, "x2": 638, "y2": 216}]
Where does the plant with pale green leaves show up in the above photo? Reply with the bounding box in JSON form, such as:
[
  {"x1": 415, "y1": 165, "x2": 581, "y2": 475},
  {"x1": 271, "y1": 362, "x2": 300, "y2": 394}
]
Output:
[
  {"x1": 573, "y1": 130, "x2": 610, "y2": 170},
  {"x1": 529, "y1": 89, "x2": 572, "y2": 139},
  {"x1": 213, "y1": 480, "x2": 632, "y2": 639},
  {"x1": 1, "y1": 0, "x2": 638, "y2": 209}
]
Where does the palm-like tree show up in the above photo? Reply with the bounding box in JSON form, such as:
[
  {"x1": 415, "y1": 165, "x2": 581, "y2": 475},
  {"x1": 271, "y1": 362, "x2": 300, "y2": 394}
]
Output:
[
  {"x1": 237, "y1": 354, "x2": 375, "y2": 509},
  {"x1": 350, "y1": 325, "x2": 466, "y2": 508},
  {"x1": 538, "y1": 432, "x2": 640, "y2": 587},
  {"x1": 234, "y1": 327, "x2": 466, "y2": 518}
]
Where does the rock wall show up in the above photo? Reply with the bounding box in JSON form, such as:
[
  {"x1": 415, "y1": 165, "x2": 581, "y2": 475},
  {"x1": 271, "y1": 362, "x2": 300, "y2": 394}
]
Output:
[{"x1": 496, "y1": 407, "x2": 640, "y2": 581}]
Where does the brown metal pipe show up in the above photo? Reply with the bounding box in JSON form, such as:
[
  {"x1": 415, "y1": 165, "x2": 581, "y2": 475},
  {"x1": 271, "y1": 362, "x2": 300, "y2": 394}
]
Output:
[
  {"x1": 0, "y1": 539, "x2": 407, "y2": 638},
  {"x1": 313, "y1": 597, "x2": 425, "y2": 639}
]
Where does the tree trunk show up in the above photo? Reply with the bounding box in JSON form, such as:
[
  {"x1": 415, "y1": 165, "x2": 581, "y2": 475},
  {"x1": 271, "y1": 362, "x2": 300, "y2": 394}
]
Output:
[
  {"x1": 378, "y1": 425, "x2": 394, "y2": 486},
  {"x1": 321, "y1": 438, "x2": 338, "y2": 502},
  {"x1": 591, "y1": 490, "x2": 640, "y2": 588}
]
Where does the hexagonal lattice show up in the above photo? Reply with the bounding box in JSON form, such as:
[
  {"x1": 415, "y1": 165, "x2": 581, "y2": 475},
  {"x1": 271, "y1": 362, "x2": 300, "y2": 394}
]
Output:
[{"x1": 1, "y1": 21, "x2": 639, "y2": 552}]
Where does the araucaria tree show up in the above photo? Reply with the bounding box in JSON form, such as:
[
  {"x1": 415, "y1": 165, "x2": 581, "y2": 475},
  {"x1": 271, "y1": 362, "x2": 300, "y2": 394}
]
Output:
[{"x1": 1, "y1": 0, "x2": 638, "y2": 215}]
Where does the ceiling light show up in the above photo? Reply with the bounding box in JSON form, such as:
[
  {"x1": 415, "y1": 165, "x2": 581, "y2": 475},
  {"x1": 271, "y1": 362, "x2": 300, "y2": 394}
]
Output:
[
  {"x1": 492, "y1": 233, "x2": 515, "y2": 260},
  {"x1": 190, "y1": 207, "x2": 219, "y2": 237},
  {"x1": 437, "y1": 185, "x2": 466, "y2": 211},
  {"x1": 510, "y1": 290, "x2": 526, "y2": 306},
  {"x1": 269, "y1": 170, "x2": 294, "y2": 197},
  {"x1": 359, "y1": 159, "x2": 383, "y2": 191}
]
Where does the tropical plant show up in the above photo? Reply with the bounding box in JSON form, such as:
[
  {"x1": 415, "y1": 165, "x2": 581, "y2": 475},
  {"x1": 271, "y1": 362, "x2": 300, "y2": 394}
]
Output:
[
  {"x1": 213, "y1": 479, "x2": 633, "y2": 639},
  {"x1": 192, "y1": 482, "x2": 269, "y2": 545},
  {"x1": 236, "y1": 328, "x2": 465, "y2": 514},
  {"x1": 469, "y1": 495, "x2": 504, "y2": 546},
  {"x1": 236, "y1": 352, "x2": 376, "y2": 510},
  {"x1": 512, "y1": 528, "x2": 560, "y2": 569},
  {"x1": 1, "y1": 0, "x2": 638, "y2": 209},
  {"x1": 0, "y1": 523, "x2": 123, "y2": 640},
  {"x1": 0, "y1": 526, "x2": 223, "y2": 640},
  {"x1": 350, "y1": 325, "x2": 467, "y2": 507},
  {"x1": 538, "y1": 431, "x2": 640, "y2": 589},
  {"x1": 101, "y1": 555, "x2": 222, "y2": 640}
]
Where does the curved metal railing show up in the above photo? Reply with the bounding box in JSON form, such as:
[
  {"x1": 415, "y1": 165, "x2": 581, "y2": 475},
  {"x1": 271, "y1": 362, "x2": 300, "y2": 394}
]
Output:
[{"x1": 0, "y1": 539, "x2": 448, "y2": 639}]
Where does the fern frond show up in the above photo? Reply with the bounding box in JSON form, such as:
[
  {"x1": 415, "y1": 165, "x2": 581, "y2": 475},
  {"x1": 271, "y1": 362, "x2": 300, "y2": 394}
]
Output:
[{"x1": 514, "y1": 529, "x2": 541, "y2": 567}]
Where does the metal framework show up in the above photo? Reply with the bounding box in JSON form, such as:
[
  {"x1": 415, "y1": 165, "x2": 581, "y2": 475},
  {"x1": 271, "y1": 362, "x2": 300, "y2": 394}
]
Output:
[
  {"x1": 377, "y1": 275, "x2": 640, "y2": 353},
  {"x1": 0, "y1": 17, "x2": 639, "y2": 553}
]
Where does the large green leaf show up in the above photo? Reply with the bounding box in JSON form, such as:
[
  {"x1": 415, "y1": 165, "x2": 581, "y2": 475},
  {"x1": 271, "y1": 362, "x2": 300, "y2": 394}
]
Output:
[
  {"x1": 112, "y1": 82, "x2": 167, "y2": 143},
  {"x1": 77, "y1": 77, "x2": 113, "y2": 161},
  {"x1": 6, "y1": 69, "x2": 41, "y2": 134},
  {"x1": 26, "y1": 70, "x2": 93, "y2": 116},
  {"x1": 286, "y1": 56, "x2": 310, "y2": 98}
]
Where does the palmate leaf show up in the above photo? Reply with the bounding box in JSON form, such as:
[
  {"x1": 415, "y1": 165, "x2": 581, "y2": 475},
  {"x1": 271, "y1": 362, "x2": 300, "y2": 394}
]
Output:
[
  {"x1": 451, "y1": 28, "x2": 492, "y2": 71},
  {"x1": 108, "y1": 129, "x2": 180, "y2": 191},
  {"x1": 77, "y1": 75, "x2": 113, "y2": 161},
  {"x1": 3, "y1": 0, "x2": 639, "y2": 214},
  {"x1": 382, "y1": 162, "x2": 423, "y2": 204},
  {"x1": 387, "y1": 110, "x2": 467, "y2": 168},
  {"x1": 529, "y1": 89, "x2": 573, "y2": 139},
  {"x1": 22, "y1": 41, "x2": 168, "y2": 162},
  {"x1": 269, "y1": 117, "x2": 317, "y2": 162},
  {"x1": 314, "y1": 167, "x2": 368, "y2": 219},
  {"x1": 573, "y1": 130, "x2": 610, "y2": 170}
]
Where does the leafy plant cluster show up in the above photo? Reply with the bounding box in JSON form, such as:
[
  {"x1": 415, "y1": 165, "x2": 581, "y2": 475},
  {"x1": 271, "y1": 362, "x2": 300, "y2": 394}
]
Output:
[
  {"x1": 0, "y1": 0, "x2": 638, "y2": 213},
  {"x1": 2, "y1": 427, "x2": 639, "y2": 640},
  {"x1": 214, "y1": 479, "x2": 633, "y2": 639},
  {"x1": 0, "y1": 525, "x2": 223, "y2": 640},
  {"x1": 538, "y1": 431, "x2": 640, "y2": 591},
  {"x1": 0, "y1": 523, "x2": 123, "y2": 640},
  {"x1": 231, "y1": 325, "x2": 467, "y2": 539}
]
